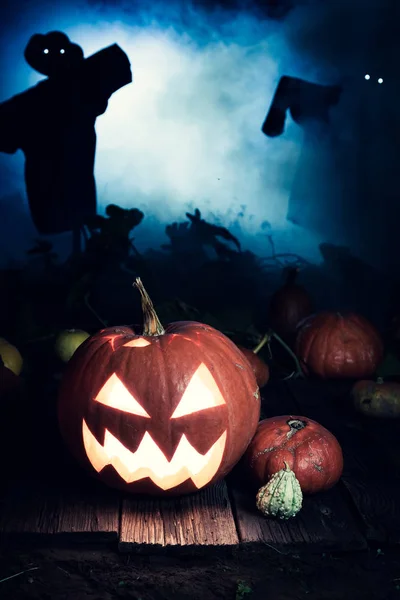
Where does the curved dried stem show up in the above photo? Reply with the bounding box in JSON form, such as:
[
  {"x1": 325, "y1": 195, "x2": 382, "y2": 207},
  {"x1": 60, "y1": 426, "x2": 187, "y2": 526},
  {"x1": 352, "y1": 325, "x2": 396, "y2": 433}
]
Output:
[
  {"x1": 252, "y1": 333, "x2": 270, "y2": 354},
  {"x1": 134, "y1": 278, "x2": 165, "y2": 336},
  {"x1": 270, "y1": 330, "x2": 305, "y2": 379}
]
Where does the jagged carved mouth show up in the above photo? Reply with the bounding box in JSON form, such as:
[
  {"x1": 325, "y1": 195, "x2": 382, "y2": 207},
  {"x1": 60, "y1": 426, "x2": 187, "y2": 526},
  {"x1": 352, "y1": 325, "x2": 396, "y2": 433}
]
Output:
[{"x1": 82, "y1": 419, "x2": 227, "y2": 490}]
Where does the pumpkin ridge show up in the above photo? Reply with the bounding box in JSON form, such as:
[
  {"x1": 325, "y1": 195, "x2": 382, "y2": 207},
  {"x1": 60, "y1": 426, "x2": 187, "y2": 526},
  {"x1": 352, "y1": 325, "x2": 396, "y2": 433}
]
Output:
[
  {"x1": 267, "y1": 462, "x2": 287, "y2": 492},
  {"x1": 339, "y1": 315, "x2": 367, "y2": 345},
  {"x1": 303, "y1": 321, "x2": 321, "y2": 372},
  {"x1": 324, "y1": 317, "x2": 339, "y2": 378},
  {"x1": 256, "y1": 461, "x2": 303, "y2": 519},
  {"x1": 250, "y1": 432, "x2": 315, "y2": 466}
]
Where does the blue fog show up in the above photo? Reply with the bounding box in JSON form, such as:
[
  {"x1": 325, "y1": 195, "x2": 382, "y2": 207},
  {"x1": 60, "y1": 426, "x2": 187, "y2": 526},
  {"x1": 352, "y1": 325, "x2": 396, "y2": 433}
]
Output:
[{"x1": 0, "y1": 0, "x2": 396, "y2": 268}]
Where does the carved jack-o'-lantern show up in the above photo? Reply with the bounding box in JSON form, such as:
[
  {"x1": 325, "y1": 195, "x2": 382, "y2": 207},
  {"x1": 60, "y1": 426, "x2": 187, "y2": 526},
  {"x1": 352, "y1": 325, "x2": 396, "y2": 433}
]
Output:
[{"x1": 58, "y1": 279, "x2": 261, "y2": 496}]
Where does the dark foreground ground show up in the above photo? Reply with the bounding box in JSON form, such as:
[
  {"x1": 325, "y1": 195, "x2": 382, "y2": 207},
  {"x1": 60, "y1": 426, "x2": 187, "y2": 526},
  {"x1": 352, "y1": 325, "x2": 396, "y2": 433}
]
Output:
[{"x1": 1, "y1": 545, "x2": 400, "y2": 600}]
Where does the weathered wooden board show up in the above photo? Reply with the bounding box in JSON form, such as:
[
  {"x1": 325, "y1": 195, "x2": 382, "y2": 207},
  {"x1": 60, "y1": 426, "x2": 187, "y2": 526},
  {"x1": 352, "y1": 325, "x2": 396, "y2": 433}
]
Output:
[
  {"x1": 0, "y1": 371, "x2": 121, "y2": 544},
  {"x1": 354, "y1": 408, "x2": 400, "y2": 475},
  {"x1": 119, "y1": 480, "x2": 239, "y2": 553},
  {"x1": 229, "y1": 382, "x2": 366, "y2": 552},
  {"x1": 0, "y1": 375, "x2": 379, "y2": 553},
  {"x1": 230, "y1": 483, "x2": 366, "y2": 552},
  {"x1": 285, "y1": 379, "x2": 400, "y2": 545},
  {"x1": 342, "y1": 477, "x2": 400, "y2": 545},
  {"x1": 284, "y1": 380, "x2": 382, "y2": 477},
  {"x1": 0, "y1": 478, "x2": 120, "y2": 542}
]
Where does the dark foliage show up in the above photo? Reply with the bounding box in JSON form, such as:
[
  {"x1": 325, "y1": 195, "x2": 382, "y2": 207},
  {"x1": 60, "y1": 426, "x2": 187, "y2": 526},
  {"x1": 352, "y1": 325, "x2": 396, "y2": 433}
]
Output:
[{"x1": 0, "y1": 203, "x2": 395, "y2": 380}]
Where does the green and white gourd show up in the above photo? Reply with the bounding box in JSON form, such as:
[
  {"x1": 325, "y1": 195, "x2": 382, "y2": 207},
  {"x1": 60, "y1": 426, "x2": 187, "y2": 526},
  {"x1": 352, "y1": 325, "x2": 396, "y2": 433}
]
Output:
[{"x1": 256, "y1": 461, "x2": 303, "y2": 520}]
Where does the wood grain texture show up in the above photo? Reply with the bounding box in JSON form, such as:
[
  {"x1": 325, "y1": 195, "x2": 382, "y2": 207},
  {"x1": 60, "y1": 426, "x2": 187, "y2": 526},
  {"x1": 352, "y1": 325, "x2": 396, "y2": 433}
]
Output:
[
  {"x1": 119, "y1": 480, "x2": 239, "y2": 552},
  {"x1": 0, "y1": 372, "x2": 121, "y2": 544},
  {"x1": 231, "y1": 483, "x2": 366, "y2": 552},
  {"x1": 285, "y1": 379, "x2": 400, "y2": 545},
  {"x1": 0, "y1": 375, "x2": 387, "y2": 553},
  {"x1": 0, "y1": 478, "x2": 120, "y2": 542},
  {"x1": 229, "y1": 381, "x2": 366, "y2": 552},
  {"x1": 284, "y1": 379, "x2": 388, "y2": 478},
  {"x1": 341, "y1": 477, "x2": 400, "y2": 545}
]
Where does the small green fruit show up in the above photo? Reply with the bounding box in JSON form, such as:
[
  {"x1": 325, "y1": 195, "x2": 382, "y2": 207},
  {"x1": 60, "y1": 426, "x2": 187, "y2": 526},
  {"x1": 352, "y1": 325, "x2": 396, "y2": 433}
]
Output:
[
  {"x1": 0, "y1": 338, "x2": 23, "y2": 376},
  {"x1": 55, "y1": 329, "x2": 90, "y2": 363}
]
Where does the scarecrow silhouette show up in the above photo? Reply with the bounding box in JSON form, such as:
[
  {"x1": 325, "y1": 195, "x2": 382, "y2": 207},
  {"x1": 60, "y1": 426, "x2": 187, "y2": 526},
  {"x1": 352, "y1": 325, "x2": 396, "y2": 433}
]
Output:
[
  {"x1": 262, "y1": 75, "x2": 342, "y2": 137},
  {"x1": 0, "y1": 31, "x2": 132, "y2": 244},
  {"x1": 261, "y1": 75, "x2": 343, "y2": 236}
]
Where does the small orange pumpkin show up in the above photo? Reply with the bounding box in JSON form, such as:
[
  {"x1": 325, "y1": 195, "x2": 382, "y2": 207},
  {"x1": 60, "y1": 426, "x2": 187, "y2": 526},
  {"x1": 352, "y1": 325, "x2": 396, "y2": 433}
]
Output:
[
  {"x1": 268, "y1": 267, "x2": 313, "y2": 342},
  {"x1": 243, "y1": 415, "x2": 343, "y2": 494},
  {"x1": 237, "y1": 334, "x2": 270, "y2": 388},
  {"x1": 296, "y1": 311, "x2": 384, "y2": 379}
]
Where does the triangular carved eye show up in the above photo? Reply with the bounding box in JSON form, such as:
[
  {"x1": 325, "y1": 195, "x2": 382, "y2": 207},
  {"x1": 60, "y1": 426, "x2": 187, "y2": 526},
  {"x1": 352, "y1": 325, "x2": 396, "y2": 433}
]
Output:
[
  {"x1": 95, "y1": 373, "x2": 151, "y2": 418},
  {"x1": 171, "y1": 363, "x2": 226, "y2": 419}
]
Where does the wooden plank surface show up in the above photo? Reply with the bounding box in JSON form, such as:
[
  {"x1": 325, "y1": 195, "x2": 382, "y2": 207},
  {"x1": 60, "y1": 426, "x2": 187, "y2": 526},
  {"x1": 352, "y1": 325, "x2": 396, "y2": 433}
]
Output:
[
  {"x1": 119, "y1": 480, "x2": 239, "y2": 553},
  {"x1": 0, "y1": 477, "x2": 120, "y2": 543},
  {"x1": 0, "y1": 371, "x2": 120, "y2": 544},
  {"x1": 342, "y1": 478, "x2": 400, "y2": 545},
  {"x1": 285, "y1": 379, "x2": 400, "y2": 545},
  {"x1": 0, "y1": 370, "x2": 380, "y2": 553},
  {"x1": 230, "y1": 483, "x2": 366, "y2": 552},
  {"x1": 228, "y1": 382, "x2": 367, "y2": 552}
]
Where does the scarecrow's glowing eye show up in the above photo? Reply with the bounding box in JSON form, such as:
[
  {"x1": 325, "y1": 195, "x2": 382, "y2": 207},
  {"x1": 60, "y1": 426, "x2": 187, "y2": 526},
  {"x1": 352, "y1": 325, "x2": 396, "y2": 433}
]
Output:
[{"x1": 364, "y1": 73, "x2": 383, "y2": 84}]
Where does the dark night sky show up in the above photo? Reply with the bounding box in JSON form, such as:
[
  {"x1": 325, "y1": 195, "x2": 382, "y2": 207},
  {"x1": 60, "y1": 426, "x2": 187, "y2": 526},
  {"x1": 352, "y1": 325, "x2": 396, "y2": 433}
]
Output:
[{"x1": 0, "y1": 0, "x2": 398, "y2": 268}]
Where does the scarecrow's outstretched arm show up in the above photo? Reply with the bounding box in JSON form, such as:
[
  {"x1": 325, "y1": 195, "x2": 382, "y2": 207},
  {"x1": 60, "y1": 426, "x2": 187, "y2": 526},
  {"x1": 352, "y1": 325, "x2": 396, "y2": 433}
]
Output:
[{"x1": 262, "y1": 75, "x2": 342, "y2": 137}]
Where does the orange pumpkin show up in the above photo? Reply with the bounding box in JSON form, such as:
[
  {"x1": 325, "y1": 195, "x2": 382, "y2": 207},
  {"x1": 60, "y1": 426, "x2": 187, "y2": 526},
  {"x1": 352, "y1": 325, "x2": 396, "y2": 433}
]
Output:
[
  {"x1": 296, "y1": 311, "x2": 384, "y2": 379},
  {"x1": 244, "y1": 415, "x2": 343, "y2": 494},
  {"x1": 268, "y1": 267, "x2": 313, "y2": 341},
  {"x1": 237, "y1": 334, "x2": 270, "y2": 388},
  {"x1": 58, "y1": 279, "x2": 261, "y2": 496}
]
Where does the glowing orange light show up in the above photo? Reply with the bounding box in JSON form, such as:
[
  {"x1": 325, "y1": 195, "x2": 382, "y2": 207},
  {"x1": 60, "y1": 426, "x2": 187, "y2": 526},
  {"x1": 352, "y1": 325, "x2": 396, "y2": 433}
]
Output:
[
  {"x1": 84, "y1": 363, "x2": 228, "y2": 490},
  {"x1": 171, "y1": 362, "x2": 226, "y2": 418},
  {"x1": 95, "y1": 373, "x2": 151, "y2": 417},
  {"x1": 123, "y1": 338, "x2": 151, "y2": 348},
  {"x1": 82, "y1": 420, "x2": 226, "y2": 490}
]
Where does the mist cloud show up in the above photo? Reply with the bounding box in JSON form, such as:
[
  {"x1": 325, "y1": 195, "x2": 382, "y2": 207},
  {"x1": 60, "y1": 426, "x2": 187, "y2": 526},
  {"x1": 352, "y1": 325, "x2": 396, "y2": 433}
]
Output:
[{"x1": 0, "y1": 0, "x2": 391, "y2": 265}]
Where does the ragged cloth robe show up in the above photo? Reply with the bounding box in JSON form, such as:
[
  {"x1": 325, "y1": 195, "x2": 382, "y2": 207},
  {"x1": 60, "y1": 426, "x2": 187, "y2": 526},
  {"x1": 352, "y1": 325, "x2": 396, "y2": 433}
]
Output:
[
  {"x1": 0, "y1": 35, "x2": 132, "y2": 234},
  {"x1": 262, "y1": 73, "x2": 400, "y2": 268}
]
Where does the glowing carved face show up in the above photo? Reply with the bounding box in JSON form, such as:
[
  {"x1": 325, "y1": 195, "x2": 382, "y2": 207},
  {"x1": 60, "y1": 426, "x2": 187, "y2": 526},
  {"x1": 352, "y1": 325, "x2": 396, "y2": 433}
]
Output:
[{"x1": 82, "y1": 361, "x2": 227, "y2": 491}]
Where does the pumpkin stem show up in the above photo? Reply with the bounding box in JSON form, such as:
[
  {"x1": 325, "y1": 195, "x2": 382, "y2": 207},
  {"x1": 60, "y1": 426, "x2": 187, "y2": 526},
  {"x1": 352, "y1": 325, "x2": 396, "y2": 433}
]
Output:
[
  {"x1": 252, "y1": 333, "x2": 270, "y2": 354},
  {"x1": 287, "y1": 419, "x2": 306, "y2": 439},
  {"x1": 134, "y1": 278, "x2": 165, "y2": 336},
  {"x1": 270, "y1": 330, "x2": 305, "y2": 379}
]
